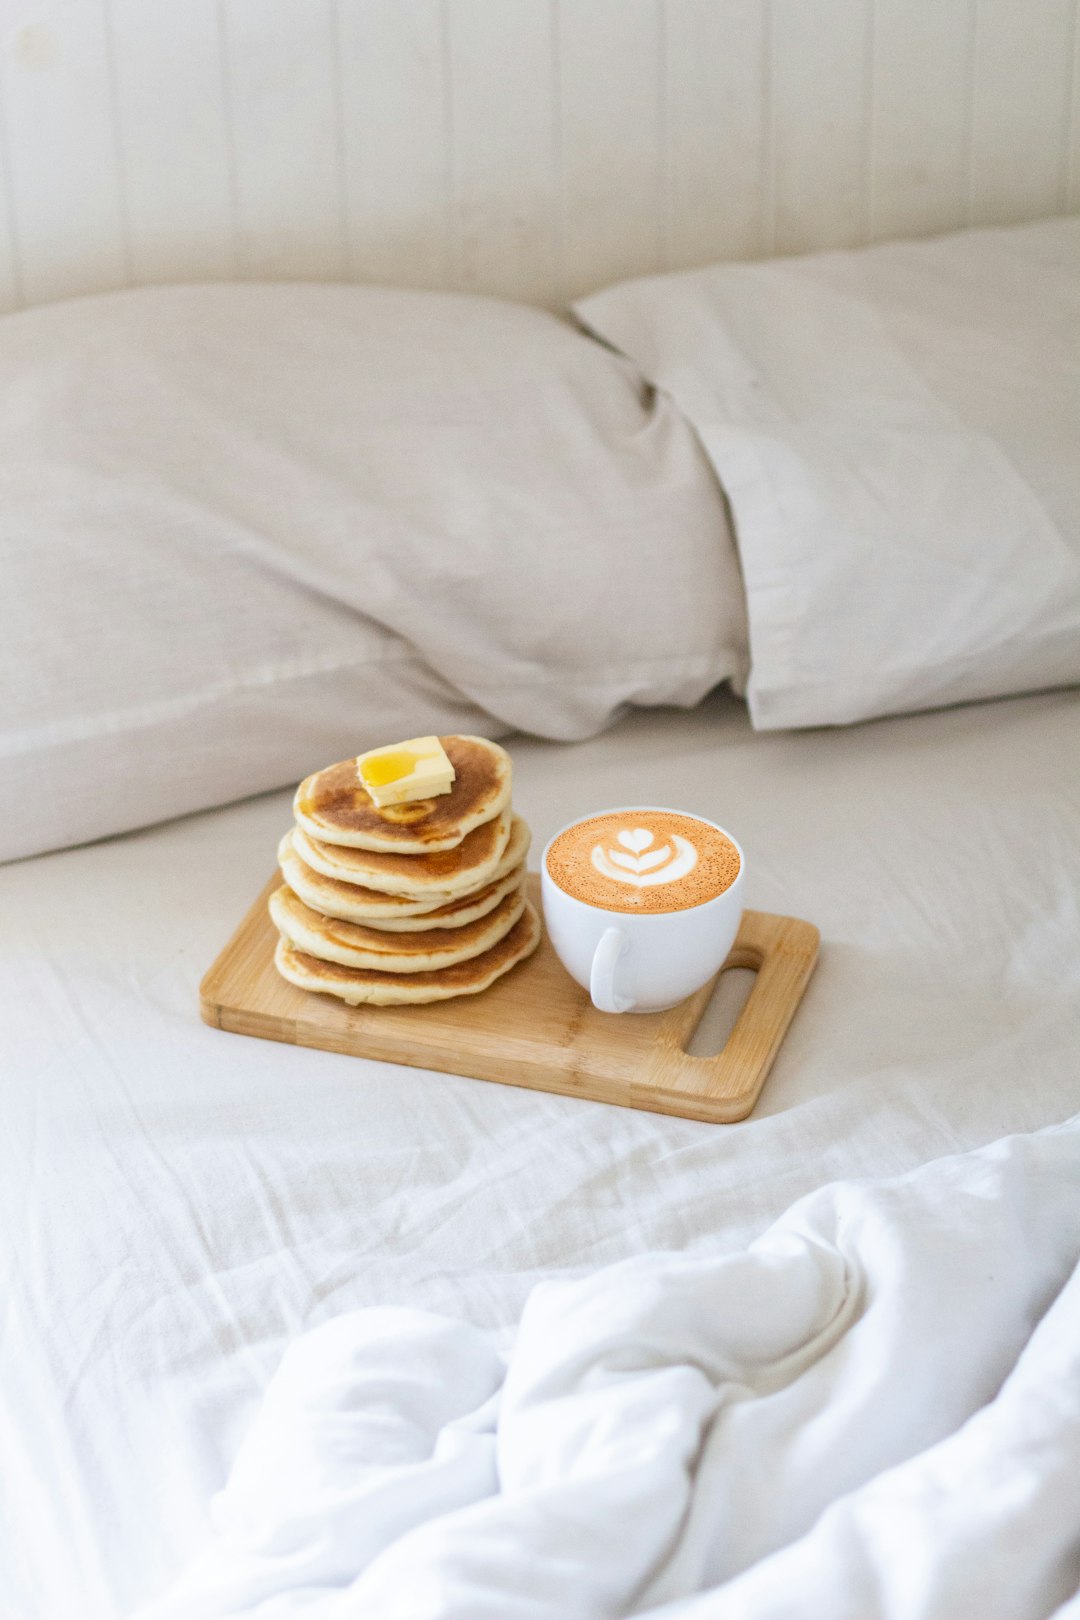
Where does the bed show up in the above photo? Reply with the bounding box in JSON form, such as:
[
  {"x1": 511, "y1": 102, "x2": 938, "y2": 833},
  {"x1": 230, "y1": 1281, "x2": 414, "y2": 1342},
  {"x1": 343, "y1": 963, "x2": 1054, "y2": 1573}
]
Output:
[
  {"x1": 3, "y1": 680, "x2": 1078, "y2": 1617},
  {"x1": 3, "y1": 5, "x2": 1080, "y2": 1614}
]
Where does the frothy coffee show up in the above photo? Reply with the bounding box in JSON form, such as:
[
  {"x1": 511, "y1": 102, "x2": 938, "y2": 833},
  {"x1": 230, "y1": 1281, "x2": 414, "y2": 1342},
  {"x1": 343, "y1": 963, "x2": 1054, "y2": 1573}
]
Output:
[{"x1": 546, "y1": 811, "x2": 740, "y2": 915}]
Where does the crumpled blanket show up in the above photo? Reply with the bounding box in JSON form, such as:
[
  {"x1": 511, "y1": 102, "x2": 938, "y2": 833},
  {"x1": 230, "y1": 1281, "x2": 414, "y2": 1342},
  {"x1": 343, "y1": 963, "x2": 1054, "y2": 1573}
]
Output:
[{"x1": 134, "y1": 1117, "x2": 1080, "y2": 1620}]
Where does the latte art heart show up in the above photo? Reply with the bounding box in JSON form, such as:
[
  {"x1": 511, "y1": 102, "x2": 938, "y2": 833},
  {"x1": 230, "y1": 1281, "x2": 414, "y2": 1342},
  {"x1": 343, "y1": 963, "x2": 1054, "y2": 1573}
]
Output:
[
  {"x1": 591, "y1": 831, "x2": 698, "y2": 889},
  {"x1": 617, "y1": 828, "x2": 653, "y2": 854},
  {"x1": 546, "y1": 810, "x2": 741, "y2": 914}
]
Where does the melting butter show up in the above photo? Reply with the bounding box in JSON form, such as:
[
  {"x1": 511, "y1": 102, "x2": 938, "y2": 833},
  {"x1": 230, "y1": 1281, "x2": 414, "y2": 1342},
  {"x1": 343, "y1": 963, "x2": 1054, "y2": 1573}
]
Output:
[
  {"x1": 362, "y1": 750, "x2": 422, "y2": 787},
  {"x1": 357, "y1": 736, "x2": 455, "y2": 808}
]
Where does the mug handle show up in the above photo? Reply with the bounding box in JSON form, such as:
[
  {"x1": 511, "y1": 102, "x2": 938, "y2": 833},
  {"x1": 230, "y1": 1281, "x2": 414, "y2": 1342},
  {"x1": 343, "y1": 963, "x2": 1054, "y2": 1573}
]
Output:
[{"x1": 590, "y1": 927, "x2": 634, "y2": 1014}]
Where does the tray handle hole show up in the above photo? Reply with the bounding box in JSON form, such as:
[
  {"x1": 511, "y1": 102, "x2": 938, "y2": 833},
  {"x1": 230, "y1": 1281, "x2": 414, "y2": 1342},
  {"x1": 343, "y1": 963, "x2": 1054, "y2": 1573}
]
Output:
[{"x1": 685, "y1": 965, "x2": 758, "y2": 1058}]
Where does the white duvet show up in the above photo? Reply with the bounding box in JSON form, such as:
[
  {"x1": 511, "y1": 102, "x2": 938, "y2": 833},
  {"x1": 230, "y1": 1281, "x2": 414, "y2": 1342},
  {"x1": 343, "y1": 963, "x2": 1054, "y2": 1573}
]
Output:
[{"x1": 136, "y1": 1119, "x2": 1080, "y2": 1619}]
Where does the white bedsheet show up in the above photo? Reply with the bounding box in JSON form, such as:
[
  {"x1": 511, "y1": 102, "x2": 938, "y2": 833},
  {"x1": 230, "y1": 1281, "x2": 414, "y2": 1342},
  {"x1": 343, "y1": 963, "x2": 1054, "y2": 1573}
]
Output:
[
  {"x1": 2, "y1": 686, "x2": 1079, "y2": 1617},
  {"x1": 135, "y1": 1119, "x2": 1080, "y2": 1620}
]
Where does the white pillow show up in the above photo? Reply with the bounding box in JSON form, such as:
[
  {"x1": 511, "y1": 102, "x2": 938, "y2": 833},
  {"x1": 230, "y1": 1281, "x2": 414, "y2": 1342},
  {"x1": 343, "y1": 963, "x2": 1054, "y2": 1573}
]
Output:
[
  {"x1": 0, "y1": 283, "x2": 745, "y2": 862},
  {"x1": 575, "y1": 219, "x2": 1080, "y2": 729}
]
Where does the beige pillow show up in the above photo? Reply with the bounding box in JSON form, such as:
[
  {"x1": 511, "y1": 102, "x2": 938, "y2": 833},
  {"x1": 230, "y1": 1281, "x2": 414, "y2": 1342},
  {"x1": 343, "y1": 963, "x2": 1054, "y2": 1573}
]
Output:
[
  {"x1": 0, "y1": 283, "x2": 746, "y2": 862},
  {"x1": 576, "y1": 218, "x2": 1080, "y2": 729}
]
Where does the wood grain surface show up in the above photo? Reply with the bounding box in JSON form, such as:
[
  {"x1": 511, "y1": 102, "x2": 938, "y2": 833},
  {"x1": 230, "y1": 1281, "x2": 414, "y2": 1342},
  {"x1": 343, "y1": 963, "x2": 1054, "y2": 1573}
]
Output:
[{"x1": 201, "y1": 874, "x2": 819, "y2": 1123}]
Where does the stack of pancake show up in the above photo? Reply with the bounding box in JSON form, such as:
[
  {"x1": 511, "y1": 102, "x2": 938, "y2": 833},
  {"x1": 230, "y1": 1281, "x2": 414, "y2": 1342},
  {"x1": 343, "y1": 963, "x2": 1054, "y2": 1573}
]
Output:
[{"x1": 272, "y1": 736, "x2": 540, "y2": 1006}]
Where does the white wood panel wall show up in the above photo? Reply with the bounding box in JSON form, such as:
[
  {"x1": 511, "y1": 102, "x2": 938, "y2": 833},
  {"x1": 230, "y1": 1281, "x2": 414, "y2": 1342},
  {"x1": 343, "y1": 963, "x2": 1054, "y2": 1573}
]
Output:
[{"x1": 0, "y1": 0, "x2": 1076, "y2": 316}]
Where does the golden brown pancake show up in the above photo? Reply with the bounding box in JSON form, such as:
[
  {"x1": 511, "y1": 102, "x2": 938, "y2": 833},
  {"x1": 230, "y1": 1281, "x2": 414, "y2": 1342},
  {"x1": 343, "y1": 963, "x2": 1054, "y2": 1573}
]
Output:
[
  {"x1": 277, "y1": 816, "x2": 530, "y2": 925},
  {"x1": 269, "y1": 884, "x2": 525, "y2": 972},
  {"x1": 274, "y1": 901, "x2": 541, "y2": 1006},
  {"x1": 293, "y1": 736, "x2": 511, "y2": 853},
  {"x1": 284, "y1": 855, "x2": 525, "y2": 933},
  {"x1": 292, "y1": 809, "x2": 512, "y2": 899}
]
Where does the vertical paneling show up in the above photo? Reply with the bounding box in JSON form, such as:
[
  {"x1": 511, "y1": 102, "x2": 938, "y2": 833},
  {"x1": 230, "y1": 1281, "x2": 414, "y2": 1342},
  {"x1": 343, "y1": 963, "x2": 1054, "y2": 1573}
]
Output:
[
  {"x1": 558, "y1": 0, "x2": 664, "y2": 300},
  {"x1": 970, "y1": 0, "x2": 1074, "y2": 225},
  {"x1": 0, "y1": 0, "x2": 1076, "y2": 315},
  {"x1": 0, "y1": 0, "x2": 128, "y2": 304},
  {"x1": 338, "y1": 0, "x2": 449, "y2": 289},
  {"x1": 109, "y1": 0, "x2": 234, "y2": 283},
  {"x1": 665, "y1": 0, "x2": 768, "y2": 266},
  {"x1": 1069, "y1": 0, "x2": 1080, "y2": 211},
  {"x1": 445, "y1": 0, "x2": 558, "y2": 304},
  {"x1": 221, "y1": 0, "x2": 346, "y2": 279},
  {"x1": 871, "y1": 0, "x2": 974, "y2": 240},
  {"x1": 770, "y1": 0, "x2": 871, "y2": 256}
]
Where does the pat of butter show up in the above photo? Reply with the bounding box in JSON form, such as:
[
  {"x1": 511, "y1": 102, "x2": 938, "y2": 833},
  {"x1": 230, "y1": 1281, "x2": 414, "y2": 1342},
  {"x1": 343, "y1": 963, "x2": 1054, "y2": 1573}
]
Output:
[{"x1": 357, "y1": 736, "x2": 456, "y2": 808}]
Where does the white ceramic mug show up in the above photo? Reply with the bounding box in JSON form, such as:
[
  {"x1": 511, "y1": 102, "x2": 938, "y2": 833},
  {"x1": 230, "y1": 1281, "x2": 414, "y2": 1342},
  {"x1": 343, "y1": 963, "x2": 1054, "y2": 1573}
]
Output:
[{"x1": 541, "y1": 807, "x2": 746, "y2": 1014}]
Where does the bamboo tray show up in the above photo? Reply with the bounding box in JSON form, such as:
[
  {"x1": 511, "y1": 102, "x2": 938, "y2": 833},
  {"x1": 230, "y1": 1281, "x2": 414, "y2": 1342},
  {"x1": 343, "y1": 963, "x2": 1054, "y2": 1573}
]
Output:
[{"x1": 201, "y1": 874, "x2": 819, "y2": 1123}]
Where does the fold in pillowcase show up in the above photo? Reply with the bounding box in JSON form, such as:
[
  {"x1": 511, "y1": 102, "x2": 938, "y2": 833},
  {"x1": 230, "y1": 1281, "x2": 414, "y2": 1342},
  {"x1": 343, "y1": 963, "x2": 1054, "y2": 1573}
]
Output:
[
  {"x1": 575, "y1": 217, "x2": 1080, "y2": 730},
  {"x1": 0, "y1": 283, "x2": 746, "y2": 862}
]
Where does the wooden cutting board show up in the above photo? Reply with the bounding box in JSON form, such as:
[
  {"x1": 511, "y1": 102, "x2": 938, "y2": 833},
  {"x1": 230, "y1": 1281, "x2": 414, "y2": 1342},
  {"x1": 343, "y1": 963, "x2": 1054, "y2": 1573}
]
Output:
[{"x1": 200, "y1": 874, "x2": 819, "y2": 1123}]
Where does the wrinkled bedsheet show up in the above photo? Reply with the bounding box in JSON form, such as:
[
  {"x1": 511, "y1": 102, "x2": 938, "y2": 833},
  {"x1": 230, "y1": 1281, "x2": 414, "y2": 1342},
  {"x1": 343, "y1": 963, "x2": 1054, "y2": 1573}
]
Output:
[
  {"x1": 136, "y1": 1119, "x2": 1080, "y2": 1619},
  {"x1": 1, "y1": 686, "x2": 1078, "y2": 1617}
]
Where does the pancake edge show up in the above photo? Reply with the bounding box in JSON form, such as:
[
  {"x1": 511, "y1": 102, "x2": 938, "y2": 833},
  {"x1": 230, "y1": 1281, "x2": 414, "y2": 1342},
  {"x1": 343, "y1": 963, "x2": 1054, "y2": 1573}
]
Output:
[
  {"x1": 273, "y1": 901, "x2": 541, "y2": 1006},
  {"x1": 269, "y1": 884, "x2": 526, "y2": 974},
  {"x1": 292, "y1": 810, "x2": 514, "y2": 899}
]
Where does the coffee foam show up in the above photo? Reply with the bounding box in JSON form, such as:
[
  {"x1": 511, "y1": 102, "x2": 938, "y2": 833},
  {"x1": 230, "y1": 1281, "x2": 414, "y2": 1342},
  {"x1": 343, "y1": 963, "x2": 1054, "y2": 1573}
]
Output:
[{"x1": 546, "y1": 811, "x2": 740, "y2": 914}]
